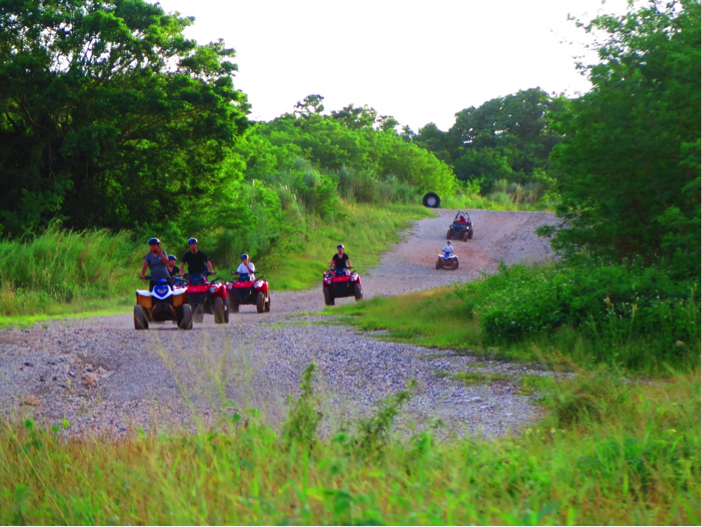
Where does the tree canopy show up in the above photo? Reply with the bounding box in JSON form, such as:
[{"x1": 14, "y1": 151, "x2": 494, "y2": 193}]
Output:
[
  {"x1": 543, "y1": 0, "x2": 700, "y2": 278},
  {"x1": 0, "y1": 0, "x2": 250, "y2": 235}
]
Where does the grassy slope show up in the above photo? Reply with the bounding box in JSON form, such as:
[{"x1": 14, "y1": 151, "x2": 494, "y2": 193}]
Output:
[{"x1": 263, "y1": 203, "x2": 434, "y2": 291}]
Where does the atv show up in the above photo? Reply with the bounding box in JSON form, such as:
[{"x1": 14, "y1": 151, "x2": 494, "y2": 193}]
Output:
[
  {"x1": 436, "y1": 251, "x2": 459, "y2": 270},
  {"x1": 447, "y1": 210, "x2": 474, "y2": 241},
  {"x1": 184, "y1": 271, "x2": 229, "y2": 324},
  {"x1": 134, "y1": 277, "x2": 193, "y2": 330},
  {"x1": 226, "y1": 273, "x2": 270, "y2": 314},
  {"x1": 322, "y1": 267, "x2": 363, "y2": 306}
]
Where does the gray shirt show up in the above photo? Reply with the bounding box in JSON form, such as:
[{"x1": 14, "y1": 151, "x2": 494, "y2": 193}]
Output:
[{"x1": 144, "y1": 252, "x2": 170, "y2": 280}]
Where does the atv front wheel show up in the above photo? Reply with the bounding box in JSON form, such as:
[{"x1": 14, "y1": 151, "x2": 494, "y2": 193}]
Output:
[
  {"x1": 446, "y1": 229, "x2": 452, "y2": 240},
  {"x1": 213, "y1": 297, "x2": 226, "y2": 324},
  {"x1": 323, "y1": 287, "x2": 333, "y2": 306},
  {"x1": 435, "y1": 259, "x2": 441, "y2": 270},
  {"x1": 134, "y1": 305, "x2": 148, "y2": 330},
  {"x1": 463, "y1": 231, "x2": 469, "y2": 241},
  {"x1": 264, "y1": 294, "x2": 271, "y2": 312},
  {"x1": 256, "y1": 292, "x2": 265, "y2": 313},
  {"x1": 468, "y1": 230, "x2": 473, "y2": 239},
  {"x1": 179, "y1": 304, "x2": 193, "y2": 330},
  {"x1": 452, "y1": 259, "x2": 458, "y2": 270},
  {"x1": 354, "y1": 283, "x2": 363, "y2": 301}
]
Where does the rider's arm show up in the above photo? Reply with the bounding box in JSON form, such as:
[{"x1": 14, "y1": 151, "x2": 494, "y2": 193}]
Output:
[
  {"x1": 207, "y1": 260, "x2": 214, "y2": 273},
  {"x1": 141, "y1": 260, "x2": 148, "y2": 279},
  {"x1": 347, "y1": 259, "x2": 353, "y2": 268},
  {"x1": 157, "y1": 246, "x2": 169, "y2": 265}
]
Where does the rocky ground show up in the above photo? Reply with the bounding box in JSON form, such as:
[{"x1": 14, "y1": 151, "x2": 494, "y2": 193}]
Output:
[{"x1": 0, "y1": 209, "x2": 558, "y2": 439}]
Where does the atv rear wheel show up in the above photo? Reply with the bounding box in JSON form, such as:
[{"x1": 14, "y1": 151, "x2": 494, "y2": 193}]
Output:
[
  {"x1": 134, "y1": 305, "x2": 148, "y2": 330},
  {"x1": 224, "y1": 306, "x2": 230, "y2": 322},
  {"x1": 323, "y1": 287, "x2": 333, "y2": 306},
  {"x1": 354, "y1": 283, "x2": 363, "y2": 301},
  {"x1": 179, "y1": 304, "x2": 193, "y2": 330},
  {"x1": 264, "y1": 294, "x2": 271, "y2": 312},
  {"x1": 213, "y1": 297, "x2": 226, "y2": 324},
  {"x1": 256, "y1": 292, "x2": 265, "y2": 313}
]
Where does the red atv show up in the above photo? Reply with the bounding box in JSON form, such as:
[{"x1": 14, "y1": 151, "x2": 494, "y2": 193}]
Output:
[
  {"x1": 322, "y1": 267, "x2": 363, "y2": 306},
  {"x1": 184, "y1": 271, "x2": 229, "y2": 324},
  {"x1": 226, "y1": 272, "x2": 270, "y2": 313}
]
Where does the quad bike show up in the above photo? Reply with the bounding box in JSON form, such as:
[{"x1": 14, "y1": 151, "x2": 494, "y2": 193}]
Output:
[
  {"x1": 436, "y1": 251, "x2": 459, "y2": 270},
  {"x1": 447, "y1": 210, "x2": 474, "y2": 241},
  {"x1": 226, "y1": 273, "x2": 271, "y2": 314},
  {"x1": 322, "y1": 267, "x2": 363, "y2": 306},
  {"x1": 184, "y1": 271, "x2": 229, "y2": 324},
  {"x1": 134, "y1": 277, "x2": 193, "y2": 330}
]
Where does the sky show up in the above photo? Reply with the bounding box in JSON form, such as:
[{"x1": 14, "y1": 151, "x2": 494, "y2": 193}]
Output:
[{"x1": 153, "y1": 0, "x2": 630, "y2": 132}]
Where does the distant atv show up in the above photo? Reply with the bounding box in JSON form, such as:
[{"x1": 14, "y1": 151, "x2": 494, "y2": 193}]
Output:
[
  {"x1": 323, "y1": 267, "x2": 363, "y2": 306},
  {"x1": 447, "y1": 210, "x2": 474, "y2": 241},
  {"x1": 436, "y1": 251, "x2": 459, "y2": 270},
  {"x1": 226, "y1": 273, "x2": 271, "y2": 314},
  {"x1": 184, "y1": 271, "x2": 229, "y2": 324},
  {"x1": 134, "y1": 277, "x2": 193, "y2": 330}
]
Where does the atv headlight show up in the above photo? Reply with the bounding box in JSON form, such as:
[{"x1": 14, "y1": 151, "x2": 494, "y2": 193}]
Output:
[
  {"x1": 226, "y1": 284, "x2": 233, "y2": 290},
  {"x1": 209, "y1": 286, "x2": 216, "y2": 294}
]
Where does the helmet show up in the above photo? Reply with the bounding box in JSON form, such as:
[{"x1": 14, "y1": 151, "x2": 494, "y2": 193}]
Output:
[
  {"x1": 240, "y1": 253, "x2": 249, "y2": 260},
  {"x1": 168, "y1": 255, "x2": 176, "y2": 261},
  {"x1": 337, "y1": 244, "x2": 344, "y2": 249},
  {"x1": 148, "y1": 237, "x2": 160, "y2": 245},
  {"x1": 187, "y1": 237, "x2": 198, "y2": 245},
  {"x1": 446, "y1": 240, "x2": 451, "y2": 244}
]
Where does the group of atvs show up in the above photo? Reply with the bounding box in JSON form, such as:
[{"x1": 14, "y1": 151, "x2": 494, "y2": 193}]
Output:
[
  {"x1": 134, "y1": 271, "x2": 271, "y2": 331},
  {"x1": 436, "y1": 210, "x2": 474, "y2": 271}
]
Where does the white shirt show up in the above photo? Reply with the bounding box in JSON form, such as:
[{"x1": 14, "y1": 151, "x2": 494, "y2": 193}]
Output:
[
  {"x1": 442, "y1": 245, "x2": 454, "y2": 254},
  {"x1": 236, "y1": 262, "x2": 255, "y2": 279}
]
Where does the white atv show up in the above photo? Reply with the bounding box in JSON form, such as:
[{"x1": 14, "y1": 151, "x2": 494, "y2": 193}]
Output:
[{"x1": 134, "y1": 277, "x2": 193, "y2": 330}]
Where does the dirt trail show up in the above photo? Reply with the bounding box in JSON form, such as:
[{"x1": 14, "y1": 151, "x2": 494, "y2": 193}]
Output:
[{"x1": 0, "y1": 209, "x2": 558, "y2": 437}]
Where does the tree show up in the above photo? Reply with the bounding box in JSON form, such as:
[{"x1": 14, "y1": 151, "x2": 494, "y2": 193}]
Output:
[
  {"x1": 0, "y1": 0, "x2": 250, "y2": 235},
  {"x1": 544, "y1": 0, "x2": 701, "y2": 277}
]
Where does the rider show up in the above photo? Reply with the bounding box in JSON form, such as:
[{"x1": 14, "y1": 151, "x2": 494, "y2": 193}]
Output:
[
  {"x1": 140, "y1": 237, "x2": 171, "y2": 290},
  {"x1": 442, "y1": 240, "x2": 454, "y2": 255},
  {"x1": 330, "y1": 244, "x2": 352, "y2": 273},
  {"x1": 236, "y1": 253, "x2": 255, "y2": 280},
  {"x1": 181, "y1": 237, "x2": 214, "y2": 284},
  {"x1": 167, "y1": 255, "x2": 181, "y2": 278},
  {"x1": 458, "y1": 215, "x2": 467, "y2": 225}
]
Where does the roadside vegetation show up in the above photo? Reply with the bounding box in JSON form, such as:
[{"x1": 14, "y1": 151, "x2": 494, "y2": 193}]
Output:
[{"x1": 0, "y1": 365, "x2": 698, "y2": 525}]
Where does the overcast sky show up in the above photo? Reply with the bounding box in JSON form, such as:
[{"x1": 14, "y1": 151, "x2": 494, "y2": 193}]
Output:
[{"x1": 153, "y1": 0, "x2": 630, "y2": 131}]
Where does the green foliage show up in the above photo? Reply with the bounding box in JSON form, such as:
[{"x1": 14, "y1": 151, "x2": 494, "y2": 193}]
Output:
[
  {"x1": 0, "y1": 223, "x2": 139, "y2": 316},
  {"x1": 413, "y1": 88, "x2": 562, "y2": 202},
  {"x1": 0, "y1": 370, "x2": 698, "y2": 524},
  {"x1": 0, "y1": 0, "x2": 250, "y2": 235},
  {"x1": 337, "y1": 262, "x2": 700, "y2": 373},
  {"x1": 282, "y1": 364, "x2": 323, "y2": 451},
  {"x1": 545, "y1": 0, "x2": 701, "y2": 278}
]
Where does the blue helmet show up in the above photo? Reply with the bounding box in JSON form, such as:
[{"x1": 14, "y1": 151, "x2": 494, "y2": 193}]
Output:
[
  {"x1": 187, "y1": 237, "x2": 198, "y2": 245},
  {"x1": 148, "y1": 237, "x2": 160, "y2": 245},
  {"x1": 168, "y1": 254, "x2": 177, "y2": 261},
  {"x1": 240, "y1": 253, "x2": 249, "y2": 260},
  {"x1": 337, "y1": 244, "x2": 344, "y2": 249}
]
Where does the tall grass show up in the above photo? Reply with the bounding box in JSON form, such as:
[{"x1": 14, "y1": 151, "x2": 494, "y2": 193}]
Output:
[
  {"x1": 0, "y1": 367, "x2": 698, "y2": 524},
  {"x1": 0, "y1": 225, "x2": 140, "y2": 317}
]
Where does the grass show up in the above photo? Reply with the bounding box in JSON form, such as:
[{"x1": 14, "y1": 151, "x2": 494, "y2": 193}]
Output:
[
  {"x1": 0, "y1": 367, "x2": 698, "y2": 525},
  {"x1": 263, "y1": 203, "x2": 433, "y2": 291}
]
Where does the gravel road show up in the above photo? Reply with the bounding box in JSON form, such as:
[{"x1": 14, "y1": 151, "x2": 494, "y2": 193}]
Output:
[{"x1": 0, "y1": 209, "x2": 558, "y2": 438}]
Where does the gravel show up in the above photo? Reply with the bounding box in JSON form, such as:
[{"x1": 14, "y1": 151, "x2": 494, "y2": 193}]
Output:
[{"x1": 0, "y1": 209, "x2": 558, "y2": 439}]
